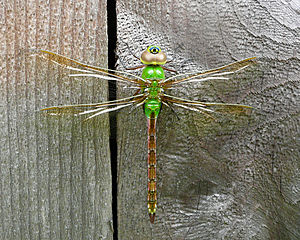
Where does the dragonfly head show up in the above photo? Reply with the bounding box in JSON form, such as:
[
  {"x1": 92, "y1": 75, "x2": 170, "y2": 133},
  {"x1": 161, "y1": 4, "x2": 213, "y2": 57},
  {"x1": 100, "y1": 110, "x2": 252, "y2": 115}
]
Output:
[{"x1": 141, "y1": 45, "x2": 167, "y2": 65}]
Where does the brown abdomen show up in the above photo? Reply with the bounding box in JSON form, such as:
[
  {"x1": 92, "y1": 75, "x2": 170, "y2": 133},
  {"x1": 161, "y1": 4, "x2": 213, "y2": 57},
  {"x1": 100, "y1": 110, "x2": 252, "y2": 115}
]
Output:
[{"x1": 147, "y1": 113, "x2": 157, "y2": 223}]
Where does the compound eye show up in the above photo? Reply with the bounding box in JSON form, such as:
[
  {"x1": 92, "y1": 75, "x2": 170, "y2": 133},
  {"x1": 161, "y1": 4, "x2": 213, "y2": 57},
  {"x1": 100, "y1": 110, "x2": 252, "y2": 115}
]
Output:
[{"x1": 148, "y1": 45, "x2": 161, "y2": 54}]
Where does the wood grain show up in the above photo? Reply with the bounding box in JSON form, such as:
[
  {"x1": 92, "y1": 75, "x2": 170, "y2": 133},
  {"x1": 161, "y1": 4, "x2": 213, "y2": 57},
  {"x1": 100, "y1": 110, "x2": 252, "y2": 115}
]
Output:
[
  {"x1": 0, "y1": 0, "x2": 113, "y2": 239},
  {"x1": 1, "y1": 0, "x2": 299, "y2": 239},
  {"x1": 116, "y1": 0, "x2": 300, "y2": 239}
]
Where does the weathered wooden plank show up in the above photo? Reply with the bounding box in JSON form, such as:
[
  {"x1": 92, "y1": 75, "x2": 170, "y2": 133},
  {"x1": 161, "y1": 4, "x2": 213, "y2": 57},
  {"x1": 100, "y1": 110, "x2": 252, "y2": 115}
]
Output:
[
  {"x1": 116, "y1": 0, "x2": 300, "y2": 239},
  {"x1": 0, "y1": 1, "x2": 113, "y2": 239}
]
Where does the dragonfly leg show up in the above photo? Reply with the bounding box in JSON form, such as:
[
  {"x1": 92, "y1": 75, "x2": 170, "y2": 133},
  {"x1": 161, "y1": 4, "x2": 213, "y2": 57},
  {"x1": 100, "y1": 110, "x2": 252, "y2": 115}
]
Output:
[
  {"x1": 126, "y1": 65, "x2": 145, "y2": 70},
  {"x1": 133, "y1": 88, "x2": 141, "y2": 95},
  {"x1": 121, "y1": 40, "x2": 140, "y2": 60},
  {"x1": 162, "y1": 101, "x2": 180, "y2": 120},
  {"x1": 162, "y1": 66, "x2": 178, "y2": 73}
]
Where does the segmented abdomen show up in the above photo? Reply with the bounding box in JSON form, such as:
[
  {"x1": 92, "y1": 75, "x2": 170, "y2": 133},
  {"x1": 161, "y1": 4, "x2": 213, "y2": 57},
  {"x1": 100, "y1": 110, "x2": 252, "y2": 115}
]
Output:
[{"x1": 147, "y1": 113, "x2": 157, "y2": 223}]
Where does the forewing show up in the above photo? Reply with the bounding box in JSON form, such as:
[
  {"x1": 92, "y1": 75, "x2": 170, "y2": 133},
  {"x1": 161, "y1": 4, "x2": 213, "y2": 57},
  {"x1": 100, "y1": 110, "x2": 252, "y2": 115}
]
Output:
[
  {"x1": 162, "y1": 57, "x2": 256, "y2": 87},
  {"x1": 32, "y1": 49, "x2": 145, "y2": 85}
]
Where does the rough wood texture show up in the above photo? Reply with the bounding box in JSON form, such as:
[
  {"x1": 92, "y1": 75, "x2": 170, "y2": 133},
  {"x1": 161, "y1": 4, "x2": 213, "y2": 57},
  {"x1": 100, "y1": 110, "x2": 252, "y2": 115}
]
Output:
[
  {"x1": 0, "y1": 1, "x2": 113, "y2": 239},
  {"x1": 116, "y1": 0, "x2": 300, "y2": 239}
]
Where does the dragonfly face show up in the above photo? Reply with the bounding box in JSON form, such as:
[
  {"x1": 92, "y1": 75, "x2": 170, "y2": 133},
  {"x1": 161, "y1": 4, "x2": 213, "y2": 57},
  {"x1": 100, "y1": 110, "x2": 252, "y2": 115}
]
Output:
[{"x1": 140, "y1": 45, "x2": 167, "y2": 65}]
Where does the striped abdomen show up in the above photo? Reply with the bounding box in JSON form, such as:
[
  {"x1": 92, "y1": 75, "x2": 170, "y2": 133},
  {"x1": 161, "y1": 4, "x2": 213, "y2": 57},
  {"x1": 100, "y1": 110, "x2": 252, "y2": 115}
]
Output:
[{"x1": 147, "y1": 113, "x2": 157, "y2": 223}]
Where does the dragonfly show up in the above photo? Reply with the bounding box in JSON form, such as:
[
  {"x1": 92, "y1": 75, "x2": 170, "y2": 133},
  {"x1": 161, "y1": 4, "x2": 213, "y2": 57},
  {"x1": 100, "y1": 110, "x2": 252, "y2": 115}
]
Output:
[{"x1": 37, "y1": 45, "x2": 256, "y2": 224}]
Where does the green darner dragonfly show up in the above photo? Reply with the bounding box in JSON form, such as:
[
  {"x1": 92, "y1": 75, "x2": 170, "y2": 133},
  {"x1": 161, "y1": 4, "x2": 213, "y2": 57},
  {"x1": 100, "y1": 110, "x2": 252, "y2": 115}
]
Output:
[{"x1": 37, "y1": 45, "x2": 256, "y2": 224}]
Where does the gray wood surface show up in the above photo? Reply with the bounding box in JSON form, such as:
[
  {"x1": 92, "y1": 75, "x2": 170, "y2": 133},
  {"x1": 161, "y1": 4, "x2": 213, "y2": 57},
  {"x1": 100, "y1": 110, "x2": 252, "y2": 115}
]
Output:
[
  {"x1": 1, "y1": 0, "x2": 300, "y2": 239},
  {"x1": 116, "y1": 0, "x2": 300, "y2": 239},
  {"x1": 0, "y1": 1, "x2": 113, "y2": 239}
]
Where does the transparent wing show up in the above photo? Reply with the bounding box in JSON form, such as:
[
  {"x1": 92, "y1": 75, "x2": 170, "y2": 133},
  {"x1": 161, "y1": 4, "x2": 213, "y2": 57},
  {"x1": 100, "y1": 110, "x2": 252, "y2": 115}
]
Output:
[
  {"x1": 162, "y1": 57, "x2": 256, "y2": 87},
  {"x1": 31, "y1": 49, "x2": 147, "y2": 85},
  {"x1": 161, "y1": 93, "x2": 252, "y2": 119},
  {"x1": 40, "y1": 94, "x2": 147, "y2": 120}
]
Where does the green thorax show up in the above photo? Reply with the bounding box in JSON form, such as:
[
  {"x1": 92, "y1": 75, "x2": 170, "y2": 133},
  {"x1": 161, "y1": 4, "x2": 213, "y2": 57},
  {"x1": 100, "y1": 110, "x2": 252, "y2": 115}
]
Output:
[
  {"x1": 142, "y1": 65, "x2": 165, "y2": 80},
  {"x1": 142, "y1": 66, "x2": 164, "y2": 119}
]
